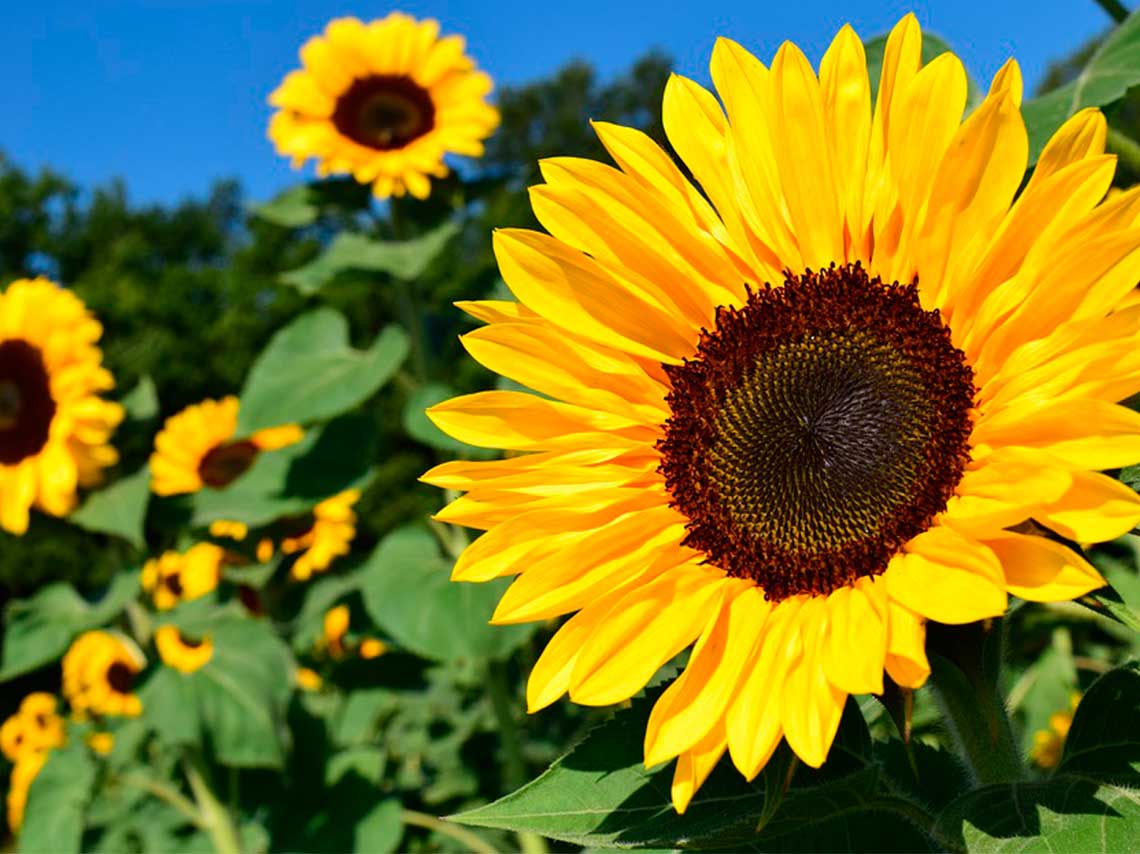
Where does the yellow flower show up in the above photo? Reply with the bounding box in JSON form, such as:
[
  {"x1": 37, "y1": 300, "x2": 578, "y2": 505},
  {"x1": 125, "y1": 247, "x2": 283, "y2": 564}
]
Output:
[
  {"x1": 268, "y1": 13, "x2": 499, "y2": 199},
  {"x1": 140, "y1": 542, "x2": 225, "y2": 610},
  {"x1": 359, "y1": 638, "x2": 387, "y2": 660},
  {"x1": 1030, "y1": 692, "x2": 1081, "y2": 769},
  {"x1": 86, "y1": 732, "x2": 114, "y2": 756},
  {"x1": 208, "y1": 519, "x2": 249, "y2": 540},
  {"x1": 6, "y1": 748, "x2": 48, "y2": 833},
  {"x1": 281, "y1": 490, "x2": 361, "y2": 581},
  {"x1": 62, "y1": 630, "x2": 144, "y2": 718},
  {"x1": 149, "y1": 396, "x2": 302, "y2": 496},
  {"x1": 424, "y1": 15, "x2": 1140, "y2": 813},
  {"x1": 322, "y1": 605, "x2": 350, "y2": 657},
  {"x1": 0, "y1": 694, "x2": 65, "y2": 762},
  {"x1": 296, "y1": 667, "x2": 323, "y2": 692},
  {"x1": 0, "y1": 278, "x2": 123, "y2": 535},
  {"x1": 154, "y1": 626, "x2": 214, "y2": 673}
]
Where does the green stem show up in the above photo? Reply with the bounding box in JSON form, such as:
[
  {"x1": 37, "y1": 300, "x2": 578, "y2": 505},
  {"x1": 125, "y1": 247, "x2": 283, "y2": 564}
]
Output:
[
  {"x1": 395, "y1": 278, "x2": 430, "y2": 381},
  {"x1": 1106, "y1": 126, "x2": 1140, "y2": 178},
  {"x1": 124, "y1": 599, "x2": 153, "y2": 647},
  {"x1": 868, "y1": 795, "x2": 963, "y2": 854},
  {"x1": 1093, "y1": 0, "x2": 1130, "y2": 23},
  {"x1": 117, "y1": 772, "x2": 205, "y2": 829},
  {"x1": 400, "y1": 810, "x2": 498, "y2": 854},
  {"x1": 487, "y1": 661, "x2": 549, "y2": 854},
  {"x1": 927, "y1": 621, "x2": 1024, "y2": 786},
  {"x1": 183, "y1": 752, "x2": 242, "y2": 854}
]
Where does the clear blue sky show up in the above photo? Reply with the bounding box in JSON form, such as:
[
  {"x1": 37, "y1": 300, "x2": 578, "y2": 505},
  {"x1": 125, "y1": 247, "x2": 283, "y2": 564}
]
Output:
[{"x1": 3, "y1": 1, "x2": 1116, "y2": 206}]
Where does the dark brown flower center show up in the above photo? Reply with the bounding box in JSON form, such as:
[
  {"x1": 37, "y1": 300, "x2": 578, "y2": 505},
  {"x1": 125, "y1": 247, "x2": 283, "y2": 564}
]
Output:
[
  {"x1": 198, "y1": 440, "x2": 259, "y2": 489},
  {"x1": 0, "y1": 340, "x2": 56, "y2": 465},
  {"x1": 332, "y1": 74, "x2": 435, "y2": 150},
  {"x1": 105, "y1": 661, "x2": 135, "y2": 695},
  {"x1": 162, "y1": 572, "x2": 184, "y2": 597},
  {"x1": 659, "y1": 264, "x2": 976, "y2": 601}
]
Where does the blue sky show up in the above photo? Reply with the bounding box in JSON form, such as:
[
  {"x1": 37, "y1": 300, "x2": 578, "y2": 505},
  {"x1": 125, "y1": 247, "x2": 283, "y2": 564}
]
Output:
[{"x1": 4, "y1": 1, "x2": 1115, "y2": 205}]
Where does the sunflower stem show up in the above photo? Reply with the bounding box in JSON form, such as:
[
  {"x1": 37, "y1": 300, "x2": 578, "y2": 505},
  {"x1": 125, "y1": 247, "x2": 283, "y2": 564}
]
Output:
[
  {"x1": 183, "y1": 750, "x2": 242, "y2": 854},
  {"x1": 927, "y1": 621, "x2": 1025, "y2": 786},
  {"x1": 1093, "y1": 0, "x2": 1130, "y2": 24},
  {"x1": 1106, "y1": 126, "x2": 1140, "y2": 178},
  {"x1": 400, "y1": 809, "x2": 498, "y2": 854},
  {"x1": 486, "y1": 660, "x2": 549, "y2": 854},
  {"x1": 116, "y1": 772, "x2": 205, "y2": 829}
]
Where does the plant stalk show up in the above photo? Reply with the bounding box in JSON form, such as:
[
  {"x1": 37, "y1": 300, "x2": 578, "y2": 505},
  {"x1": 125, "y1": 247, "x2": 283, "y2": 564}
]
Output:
[
  {"x1": 183, "y1": 752, "x2": 243, "y2": 854},
  {"x1": 1107, "y1": 126, "x2": 1140, "y2": 178},
  {"x1": 118, "y1": 772, "x2": 205, "y2": 829},
  {"x1": 400, "y1": 809, "x2": 498, "y2": 854},
  {"x1": 1093, "y1": 0, "x2": 1130, "y2": 24}
]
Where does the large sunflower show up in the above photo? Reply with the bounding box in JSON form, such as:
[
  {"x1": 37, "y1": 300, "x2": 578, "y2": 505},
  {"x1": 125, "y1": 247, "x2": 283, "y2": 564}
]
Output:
[
  {"x1": 0, "y1": 278, "x2": 123, "y2": 535},
  {"x1": 149, "y1": 396, "x2": 301, "y2": 496},
  {"x1": 268, "y1": 13, "x2": 500, "y2": 199},
  {"x1": 425, "y1": 15, "x2": 1140, "y2": 812}
]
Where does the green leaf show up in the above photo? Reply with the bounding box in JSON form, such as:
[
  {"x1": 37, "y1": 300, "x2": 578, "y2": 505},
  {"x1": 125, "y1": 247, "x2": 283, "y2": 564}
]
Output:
[
  {"x1": 143, "y1": 618, "x2": 294, "y2": 768},
  {"x1": 360, "y1": 525, "x2": 537, "y2": 664},
  {"x1": 934, "y1": 778, "x2": 1140, "y2": 852},
  {"x1": 120, "y1": 375, "x2": 159, "y2": 421},
  {"x1": 1023, "y1": 9, "x2": 1140, "y2": 165},
  {"x1": 865, "y1": 31, "x2": 982, "y2": 107},
  {"x1": 19, "y1": 744, "x2": 97, "y2": 854},
  {"x1": 1058, "y1": 660, "x2": 1140, "y2": 782},
  {"x1": 190, "y1": 415, "x2": 376, "y2": 528},
  {"x1": 0, "y1": 572, "x2": 140, "y2": 680},
  {"x1": 454, "y1": 692, "x2": 930, "y2": 850},
  {"x1": 354, "y1": 798, "x2": 404, "y2": 854},
  {"x1": 326, "y1": 745, "x2": 388, "y2": 786},
  {"x1": 253, "y1": 185, "x2": 323, "y2": 228},
  {"x1": 69, "y1": 465, "x2": 151, "y2": 549},
  {"x1": 402, "y1": 382, "x2": 495, "y2": 457},
  {"x1": 280, "y1": 223, "x2": 459, "y2": 294},
  {"x1": 236, "y1": 307, "x2": 408, "y2": 434}
]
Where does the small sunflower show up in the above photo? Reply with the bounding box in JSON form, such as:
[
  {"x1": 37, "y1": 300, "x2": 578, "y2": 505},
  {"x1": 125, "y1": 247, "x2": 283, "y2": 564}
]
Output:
[
  {"x1": 1030, "y1": 692, "x2": 1081, "y2": 769},
  {"x1": 359, "y1": 638, "x2": 387, "y2": 660},
  {"x1": 296, "y1": 667, "x2": 324, "y2": 692},
  {"x1": 154, "y1": 626, "x2": 214, "y2": 673},
  {"x1": 0, "y1": 278, "x2": 123, "y2": 535},
  {"x1": 6, "y1": 749, "x2": 47, "y2": 833},
  {"x1": 86, "y1": 731, "x2": 114, "y2": 756},
  {"x1": 140, "y1": 542, "x2": 224, "y2": 610},
  {"x1": 426, "y1": 15, "x2": 1140, "y2": 812},
  {"x1": 268, "y1": 13, "x2": 500, "y2": 199},
  {"x1": 149, "y1": 396, "x2": 302, "y2": 496},
  {"x1": 279, "y1": 489, "x2": 361, "y2": 581},
  {"x1": 0, "y1": 694, "x2": 65, "y2": 762},
  {"x1": 322, "y1": 604, "x2": 351, "y2": 657},
  {"x1": 62, "y1": 630, "x2": 144, "y2": 718}
]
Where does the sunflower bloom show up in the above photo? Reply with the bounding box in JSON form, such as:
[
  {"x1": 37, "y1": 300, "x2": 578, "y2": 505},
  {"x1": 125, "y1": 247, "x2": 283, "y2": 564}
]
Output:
[
  {"x1": 1030, "y1": 692, "x2": 1081, "y2": 769},
  {"x1": 322, "y1": 604, "x2": 351, "y2": 658},
  {"x1": 62, "y1": 631, "x2": 144, "y2": 718},
  {"x1": 155, "y1": 626, "x2": 214, "y2": 673},
  {"x1": 0, "y1": 278, "x2": 123, "y2": 534},
  {"x1": 425, "y1": 15, "x2": 1140, "y2": 812},
  {"x1": 280, "y1": 489, "x2": 361, "y2": 581},
  {"x1": 140, "y1": 543, "x2": 225, "y2": 610},
  {"x1": 0, "y1": 694, "x2": 65, "y2": 762},
  {"x1": 149, "y1": 396, "x2": 302, "y2": 496},
  {"x1": 268, "y1": 13, "x2": 500, "y2": 199}
]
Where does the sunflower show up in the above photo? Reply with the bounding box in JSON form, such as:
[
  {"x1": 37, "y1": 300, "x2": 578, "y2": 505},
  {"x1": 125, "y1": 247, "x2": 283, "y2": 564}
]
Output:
[
  {"x1": 62, "y1": 630, "x2": 144, "y2": 718},
  {"x1": 154, "y1": 626, "x2": 214, "y2": 673},
  {"x1": 268, "y1": 13, "x2": 500, "y2": 199},
  {"x1": 424, "y1": 14, "x2": 1140, "y2": 812},
  {"x1": 0, "y1": 694, "x2": 65, "y2": 762},
  {"x1": 140, "y1": 542, "x2": 225, "y2": 610},
  {"x1": 296, "y1": 667, "x2": 324, "y2": 692},
  {"x1": 149, "y1": 396, "x2": 302, "y2": 496},
  {"x1": 86, "y1": 731, "x2": 114, "y2": 756},
  {"x1": 279, "y1": 490, "x2": 361, "y2": 581},
  {"x1": 0, "y1": 278, "x2": 123, "y2": 535},
  {"x1": 321, "y1": 604, "x2": 351, "y2": 658},
  {"x1": 1030, "y1": 691, "x2": 1081, "y2": 769},
  {"x1": 6, "y1": 748, "x2": 47, "y2": 833}
]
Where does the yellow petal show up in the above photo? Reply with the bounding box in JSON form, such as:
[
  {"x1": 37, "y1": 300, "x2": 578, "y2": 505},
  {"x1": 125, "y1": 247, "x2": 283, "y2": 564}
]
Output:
[
  {"x1": 972, "y1": 399, "x2": 1140, "y2": 470},
  {"x1": 883, "y1": 601, "x2": 930, "y2": 689},
  {"x1": 671, "y1": 723, "x2": 728, "y2": 814},
  {"x1": 885, "y1": 526, "x2": 1007, "y2": 624},
  {"x1": 1037, "y1": 470, "x2": 1140, "y2": 543},
  {"x1": 821, "y1": 580, "x2": 886, "y2": 695},
  {"x1": 819, "y1": 25, "x2": 871, "y2": 245},
  {"x1": 780, "y1": 599, "x2": 846, "y2": 768},
  {"x1": 985, "y1": 532, "x2": 1106, "y2": 602}
]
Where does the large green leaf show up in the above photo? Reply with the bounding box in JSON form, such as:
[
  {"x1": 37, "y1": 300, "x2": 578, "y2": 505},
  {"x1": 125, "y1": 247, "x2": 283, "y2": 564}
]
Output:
[
  {"x1": 251, "y1": 180, "x2": 371, "y2": 228},
  {"x1": 142, "y1": 617, "x2": 294, "y2": 768},
  {"x1": 190, "y1": 415, "x2": 375, "y2": 528},
  {"x1": 69, "y1": 465, "x2": 151, "y2": 549},
  {"x1": 864, "y1": 31, "x2": 981, "y2": 107},
  {"x1": 359, "y1": 525, "x2": 536, "y2": 664},
  {"x1": 19, "y1": 744, "x2": 97, "y2": 854},
  {"x1": 0, "y1": 572, "x2": 140, "y2": 681},
  {"x1": 236, "y1": 308, "x2": 408, "y2": 434},
  {"x1": 454, "y1": 692, "x2": 932, "y2": 850},
  {"x1": 280, "y1": 223, "x2": 459, "y2": 294},
  {"x1": 1058, "y1": 660, "x2": 1140, "y2": 782},
  {"x1": 120, "y1": 375, "x2": 159, "y2": 421},
  {"x1": 1022, "y1": 9, "x2": 1140, "y2": 164}
]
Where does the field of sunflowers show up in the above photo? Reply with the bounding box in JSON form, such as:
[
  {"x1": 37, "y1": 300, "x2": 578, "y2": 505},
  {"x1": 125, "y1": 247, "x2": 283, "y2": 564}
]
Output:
[{"x1": 5, "y1": 4, "x2": 1140, "y2": 852}]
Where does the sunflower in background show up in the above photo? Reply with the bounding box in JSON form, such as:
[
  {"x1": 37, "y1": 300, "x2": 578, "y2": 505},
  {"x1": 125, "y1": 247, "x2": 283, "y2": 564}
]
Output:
[
  {"x1": 0, "y1": 278, "x2": 123, "y2": 535},
  {"x1": 1030, "y1": 692, "x2": 1082, "y2": 769},
  {"x1": 279, "y1": 490, "x2": 361, "y2": 581},
  {"x1": 140, "y1": 542, "x2": 225, "y2": 610},
  {"x1": 149, "y1": 396, "x2": 301, "y2": 496},
  {"x1": 426, "y1": 14, "x2": 1140, "y2": 812},
  {"x1": 268, "y1": 13, "x2": 499, "y2": 199},
  {"x1": 154, "y1": 626, "x2": 214, "y2": 673},
  {"x1": 62, "y1": 630, "x2": 144, "y2": 718},
  {"x1": 0, "y1": 694, "x2": 65, "y2": 763}
]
